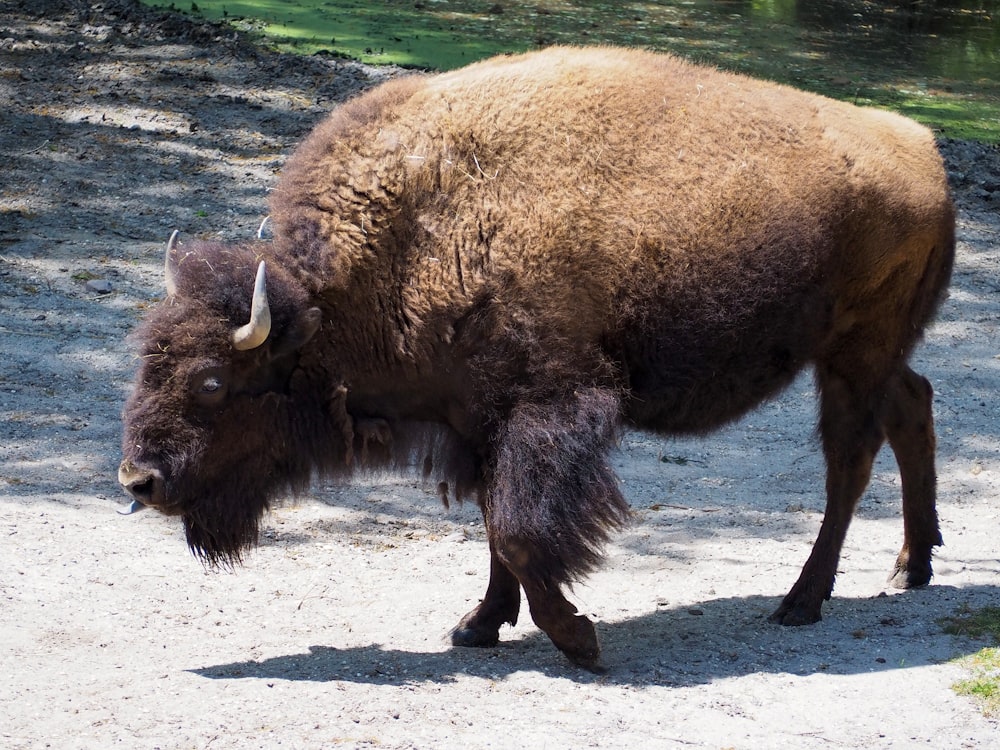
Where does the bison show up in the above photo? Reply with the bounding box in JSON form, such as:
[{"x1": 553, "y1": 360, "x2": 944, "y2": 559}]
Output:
[{"x1": 119, "y1": 47, "x2": 954, "y2": 669}]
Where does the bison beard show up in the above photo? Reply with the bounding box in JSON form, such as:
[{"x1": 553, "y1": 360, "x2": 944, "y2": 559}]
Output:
[
  {"x1": 162, "y1": 390, "x2": 331, "y2": 567},
  {"x1": 182, "y1": 484, "x2": 266, "y2": 568},
  {"x1": 119, "y1": 46, "x2": 955, "y2": 670}
]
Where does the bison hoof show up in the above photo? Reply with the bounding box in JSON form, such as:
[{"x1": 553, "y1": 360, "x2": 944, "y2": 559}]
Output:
[
  {"x1": 561, "y1": 644, "x2": 605, "y2": 673},
  {"x1": 887, "y1": 563, "x2": 932, "y2": 590},
  {"x1": 768, "y1": 603, "x2": 822, "y2": 627},
  {"x1": 451, "y1": 625, "x2": 501, "y2": 648}
]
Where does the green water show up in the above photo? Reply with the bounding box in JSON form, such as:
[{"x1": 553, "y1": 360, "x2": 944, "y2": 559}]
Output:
[
  {"x1": 142, "y1": 1, "x2": 1000, "y2": 140},
  {"x1": 746, "y1": 0, "x2": 999, "y2": 81}
]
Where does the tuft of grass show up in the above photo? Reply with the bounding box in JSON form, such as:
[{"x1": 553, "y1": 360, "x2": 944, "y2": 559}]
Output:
[
  {"x1": 940, "y1": 606, "x2": 1000, "y2": 717},
  {"x1": 952, "y1": 648, "x2": 1000, "y2": 717},
  {"x1": 939, "y1": 605, "x2": 1000, "y2": 642}
]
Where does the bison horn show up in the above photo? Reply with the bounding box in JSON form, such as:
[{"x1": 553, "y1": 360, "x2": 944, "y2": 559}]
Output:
[
  {"x1": 231, "y1": 261, "x2": 271, "y2": 351},
  {"x1": 164, "y1": 230, "x2": 180, "y2": 297}
]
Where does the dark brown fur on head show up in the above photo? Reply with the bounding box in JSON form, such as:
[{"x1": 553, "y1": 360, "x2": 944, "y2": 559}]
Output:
[
  {"x1": 120, "y1": 238, "x2": 485, "y2": 565},
  {"x1": 120, "y1": 240, "x2": 346, "y2": 565}
]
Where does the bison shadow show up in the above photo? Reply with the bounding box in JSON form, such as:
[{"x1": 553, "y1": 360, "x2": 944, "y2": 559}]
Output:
[{"x1": 189, "y1": 583, "x2": 998, "y2": 687}]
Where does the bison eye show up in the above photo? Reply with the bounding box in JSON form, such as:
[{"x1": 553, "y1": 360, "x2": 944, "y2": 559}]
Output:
[
  {"x1": 200, "y1": 376, "x2": 223, "y2": 394},
  {"x1": 191, "y1": 368, "x2": 230, "y2": 406}
]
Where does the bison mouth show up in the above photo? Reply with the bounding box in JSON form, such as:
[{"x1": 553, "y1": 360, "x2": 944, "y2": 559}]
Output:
[{"x1": 117, "y1": 459, "x2": 181, "y2": 514}]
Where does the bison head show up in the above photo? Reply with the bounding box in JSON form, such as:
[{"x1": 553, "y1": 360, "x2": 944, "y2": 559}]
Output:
[{"x1": 119, "y1": 233, "x2": 334, "y2": 565}]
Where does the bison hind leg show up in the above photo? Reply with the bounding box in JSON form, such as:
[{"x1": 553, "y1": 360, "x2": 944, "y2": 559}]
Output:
[
  {"x1": 770, "y1": 365, "x2": 887, "y2": 626},
  {"x1": 771, "y1": 360, "x2": 943, "y2": 625},
  {"x1": 883, "y1": 365, "x2": 942, "y2": 590}
]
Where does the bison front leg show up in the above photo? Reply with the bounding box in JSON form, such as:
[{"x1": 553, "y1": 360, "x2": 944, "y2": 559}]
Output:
[
  {"x1": 498, "y1": 538, "x2": 604, "y2": 669},
  {"x1": 883, "y1": 366, "x2": 942, "y2": 589},
  {"x1": 771, "y1": 368, "x2": 886, "y2": 625},
  {"x1": 451, "y1": 535, "x2": 521, "y2": 648},
  {"x1": 465, "y1": 388, "x2": 630, "y2": 669},
  {"x1": 451, "y1": 518, "x2": 600, "y2": 669}
]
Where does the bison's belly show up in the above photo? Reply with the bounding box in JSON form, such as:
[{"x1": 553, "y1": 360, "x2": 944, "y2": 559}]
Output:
[
  {"x1": 623, "y1": 345, "x2": 807, "y2": 434},
  {"x1": 618, "y1": 297, "x2": 825, "y2": 434}
]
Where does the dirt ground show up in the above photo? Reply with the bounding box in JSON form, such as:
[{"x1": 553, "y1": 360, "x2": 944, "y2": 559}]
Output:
[{"x1": 1, "y1": 2, "x2": 998, "y2": 748}]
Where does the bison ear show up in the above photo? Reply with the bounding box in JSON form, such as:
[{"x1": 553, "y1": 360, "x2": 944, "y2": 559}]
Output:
[{"x1": 272, "y1": 307, "x2": 322, "y2": 358}]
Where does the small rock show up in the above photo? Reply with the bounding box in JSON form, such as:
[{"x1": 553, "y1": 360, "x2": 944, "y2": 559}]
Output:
[{"x1": 86, "y1": 278, "x2": 113, "y2": 294}]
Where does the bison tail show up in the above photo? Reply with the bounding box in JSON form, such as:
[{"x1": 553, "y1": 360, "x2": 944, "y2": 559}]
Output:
[{"x1": 488, "y1": 387, "x2": 631, "y2": 587}]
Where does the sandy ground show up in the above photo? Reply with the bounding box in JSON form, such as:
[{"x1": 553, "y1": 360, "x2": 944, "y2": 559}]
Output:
[{"x1": 1, "y1": 2, "x2": 998, "y2": 748}]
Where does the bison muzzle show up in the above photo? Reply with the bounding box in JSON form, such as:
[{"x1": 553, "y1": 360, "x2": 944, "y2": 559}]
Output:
[{"x1": 119, "y1": 47, "x2": 955, "y2": 670}]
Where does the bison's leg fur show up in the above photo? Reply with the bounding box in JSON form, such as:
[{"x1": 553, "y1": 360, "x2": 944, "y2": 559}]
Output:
[
  {"x1": 451, "y1": 536, "x2": 521, "y2": 648},
  {"x1": 471, "y1": 388, "x2": 629, "y2": 668},
  {"x1": 883, "y1": 366, "x2": 942, "y2": 589},
  {"x1": 770, "y1": 368, "x2": 886, "y2": 625}
]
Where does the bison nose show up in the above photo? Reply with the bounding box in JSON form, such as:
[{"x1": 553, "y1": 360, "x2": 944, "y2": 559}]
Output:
[{"x1": 118, "y1": 461, "x2": 166, "y2": 511}]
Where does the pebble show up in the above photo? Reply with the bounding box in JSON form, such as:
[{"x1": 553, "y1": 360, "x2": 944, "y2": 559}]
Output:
[{"x1": 85, "y1": 278, "x2": 113, "y2": 294}]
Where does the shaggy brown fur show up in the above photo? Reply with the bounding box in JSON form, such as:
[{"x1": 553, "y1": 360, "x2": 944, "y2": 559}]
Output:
[{"x1": 120, "y1": 46, "x2": 954, "y2": 669}]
